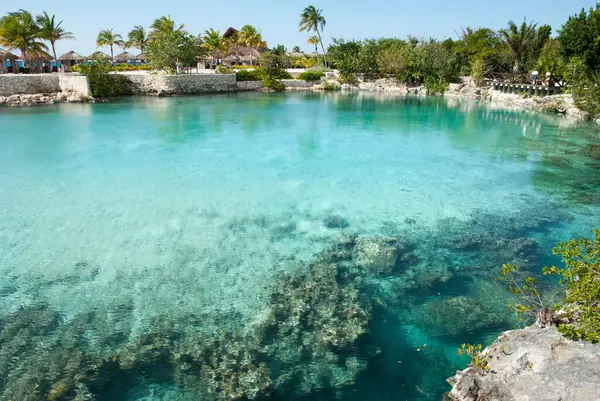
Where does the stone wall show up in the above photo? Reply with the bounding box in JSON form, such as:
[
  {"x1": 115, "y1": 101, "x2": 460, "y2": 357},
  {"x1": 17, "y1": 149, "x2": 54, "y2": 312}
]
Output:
[
  {"x1": 282, "y1": 79, "x2": 315, "y2": 89},
  {"x1": 236, "y1": 81, "x2": 262, "y2": 91},
  {"x1": 126, "y1": 74, "x2": 237, "y2": 95},
  {"x1": 0, "y1": 74, "x2": 60, "y2": 96},
  {"x1": 59, "y1": 75, "x2": 91, "y2": 97}
]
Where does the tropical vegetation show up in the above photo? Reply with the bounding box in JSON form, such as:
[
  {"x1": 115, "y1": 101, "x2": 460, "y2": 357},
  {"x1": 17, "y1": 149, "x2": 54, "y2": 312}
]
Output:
[
  {"x1": 36, "y1": 11, "x2": 74, "y2": 69},
  {"x1": 497, "y1": 229, "x2": 600, "y2": 343},
  {"x1": 0, "y1": 10, "x2": 48, "y2": 67},
  {"x1": 126, "y1": 26, "x2": 147, "y2": 53},
  {"x1": 96, "y1": 29, "x2": 124, "y2": 61},
  {"x1": 299, "y1": 6, "x2": 327, "y2": 66}
]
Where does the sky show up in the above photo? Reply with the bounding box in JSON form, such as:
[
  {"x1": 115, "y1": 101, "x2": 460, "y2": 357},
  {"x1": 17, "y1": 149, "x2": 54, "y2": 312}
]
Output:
[{"x1": 1, "y1": 0, "x2": 598, "y2": 57}]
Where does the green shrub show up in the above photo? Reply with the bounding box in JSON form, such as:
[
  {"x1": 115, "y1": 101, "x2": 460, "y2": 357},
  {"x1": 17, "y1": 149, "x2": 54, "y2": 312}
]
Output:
[
  {"x1": 543, "y1": 229, "x2": 600, "y2": 343},
  {"x1": 78, "y1": 59, "x2": 133, "y2": 98},
  {"x1": 232, "y1": 65, "x2": 255, "y2": 70},
  {"x1": 424, "y1": 77, "x2": 449, "y2": 94},
  {"x1": 298, "y1": 70, "x2": 325, "y2": 82},
  {"x1": 216, "y1": 66, "x2": 234, "y2": 74},
  {"x1": 236, "y1": 69, "x2": 266, "y2": 81},
  {"x1": 322, "y1": 81, "x2": 340, "y2": 91},
  {"x1": 113, "y1": 64, "x2": 152, "y2": 72},
  {"x1": 457, "y1": 343, "x2": 491, "y2": 373},
  {"x1": 262, "y1": 78, "x2": 285, "y2": 91},
  {"x1": 497, "y1": 229, "x2": 600, "y2": 343}
]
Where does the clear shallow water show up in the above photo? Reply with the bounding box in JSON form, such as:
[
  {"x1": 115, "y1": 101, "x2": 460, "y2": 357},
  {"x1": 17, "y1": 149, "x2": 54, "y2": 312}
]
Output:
[{"x1": 0, "y1": 93, "x2": 599, "y2": 401}]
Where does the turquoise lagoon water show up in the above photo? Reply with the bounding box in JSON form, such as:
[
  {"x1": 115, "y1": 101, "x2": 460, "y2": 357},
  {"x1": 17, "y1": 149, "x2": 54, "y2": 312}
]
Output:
[{"x1": 0, "y1": 93, "x2": 599, "y2": 401}]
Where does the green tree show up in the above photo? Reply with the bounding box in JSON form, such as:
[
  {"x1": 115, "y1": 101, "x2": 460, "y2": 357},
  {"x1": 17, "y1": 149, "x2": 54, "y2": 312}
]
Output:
[
  {"x1": 126, "y1": 25, "x2": 147, "y2": 53},
  {"x1": 558, "y1": 4, "x2": 600, "y2": 72},
  {"x1": 239, "y1": 25, "x2": 265, "y2": 66},
  {"x1": 453, "y1": 27, "x2": 511, "y2": 75},
  {"x1": 146, "y1": 30, "x2": 206, "y2": 73},
  {"x1": 536, "y1": 39, "x2": 564, "y2": 77},
  {"x1": 299, "y1": 5, "x2": 327, "y2": 66},
  {"x1": 96, "y1": 29, "x2": 124, "y2": 61},
  {"x1": 150, "y1": 15, "x2": 184, "y2": 36},
  {"x1": 36, "y1": 12, "x2": 74, "y2": 70},
  {"x1": 292, "y1": 45, "x2": 301, "y2": 53},
  {"x1": 0, "y1": 10, "x2": 47, "y2": 67},
  {"x1": 271, "y1": 44, "x2": 287, "y2": 55},
  {"x1": 500, "y1": 19, "x2": 538, "y2": 72},
  {"x1": 307, "y1": 35, "x2": 320, "y2": 55},
  {"x1": 544, "y1": 229, "x2": 600, "y2": 343},
  {"x1": 202, "y1": 28, "x2": 228, "y2": 69}
]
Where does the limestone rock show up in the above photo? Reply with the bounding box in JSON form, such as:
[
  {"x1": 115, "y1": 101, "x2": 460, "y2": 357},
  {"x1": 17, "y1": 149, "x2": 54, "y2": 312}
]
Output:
[
  {"x1": 353, "y1": 236, "x2": 402, "y2": 276},
  {"x1": 447, "y1": 326, "x2": 600, "y2": 401}
]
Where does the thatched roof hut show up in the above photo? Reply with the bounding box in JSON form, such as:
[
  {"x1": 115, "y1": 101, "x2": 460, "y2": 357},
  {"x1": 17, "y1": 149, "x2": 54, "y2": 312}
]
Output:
[
  {"x1": 0, "y1": 48, "x2": 18, "y2": 60},
  {"x1": 24, "y1": 50, "x2": 54, "y2": 61},
  {"x1": 114, "y1": 51, "x2": 135, "y2": 63},
  {"x1": 136, "y1": 53, "x2": 147, "y2": 61},
  {"x1": 58, "y1": 51, "x2": 84, "y2": 62},
  {"x1": 0, "y1": 48, "x2": 18, "y2": 73},
  {"x1": 87, "y1": 51, "x2": 110, "y2": 60}
]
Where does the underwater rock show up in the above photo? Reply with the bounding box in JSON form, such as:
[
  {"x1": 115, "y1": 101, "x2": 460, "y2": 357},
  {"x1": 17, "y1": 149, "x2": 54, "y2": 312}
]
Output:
[
  {"x1": 416, "y1": 296, "x2": 506, "y2": 337},
  {"x1": 323, "y1": 214, "x2": 350, "y2": 229},
  {"x1": 255, "y1": 253, "x2": 371, "y2": 396},
  {"x1": 353, "y1": 236, "x2": 403, "y2": 276}
]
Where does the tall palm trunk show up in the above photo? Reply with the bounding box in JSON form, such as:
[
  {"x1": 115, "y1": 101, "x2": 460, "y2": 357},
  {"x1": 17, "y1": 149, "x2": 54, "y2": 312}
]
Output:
[
  {"x1": 20, "y1": 49, "x2": 27, "y2": 67},
  {"x1": 513, "y1": 59, "x2": 520, "y2": 73},
  {"x1": 315, "y1": 28, "x2": 327, "y2": 67},
  {"x1": 110, "y1": 45, "x2": 114, "y2": 62},
  {"x1": 51, "y1": 42, "x2": 57, "y2": 72}
]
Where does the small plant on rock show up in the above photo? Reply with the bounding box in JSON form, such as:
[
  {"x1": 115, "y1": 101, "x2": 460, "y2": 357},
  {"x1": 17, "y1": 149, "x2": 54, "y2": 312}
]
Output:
[
  {"x1": 496, "y1": 263, "x2": 546, "y2": 321},
  {"x1": 457, "y1": 343, "x2": 491, "y2": 373},
  {"x1": 543, "y1": 229, "x2": 600, "y2": 343}
]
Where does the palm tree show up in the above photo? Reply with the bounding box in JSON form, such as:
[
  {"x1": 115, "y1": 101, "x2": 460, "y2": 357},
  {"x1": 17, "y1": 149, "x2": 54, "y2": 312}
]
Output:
[
  {"x1": 292, "y1": 45, "x2": 301, "y2": 53},
  {"x1": 239, "y1": 25, "x2": 266, "y2": 66},
  {"x1": 0, "y1": 10, "x2": 47, "y2": 67},
  {"x1": 96, "y1": 29, "x2": 125, "y2": 61},
  {"x1": 500, "y1": 19, "x2": 537, "y2": 72},
  {"x1": 36, "y1": 12, "x2": 74, "y2": 70},
  {"x1": 150, "y1": 15, "x2": 184, "y2": 36},
  {"x1": 127, "y1": 26, "x2": 147, "y2": 52},
  {"x1": 307, "y1": 35, "x2": 319, "y2": 55},
  {"x1": 299, "y1": 5, "x2": 327, "y2": 66},
  {"x1": 202, "y1": 28, "x2": 228, "y2": 69}
]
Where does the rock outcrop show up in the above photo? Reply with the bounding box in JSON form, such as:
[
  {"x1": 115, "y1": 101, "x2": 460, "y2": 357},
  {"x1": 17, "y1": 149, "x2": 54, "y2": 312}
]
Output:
[{"x1": 447, "y1": 325, "x2": 600, "y2": 401}]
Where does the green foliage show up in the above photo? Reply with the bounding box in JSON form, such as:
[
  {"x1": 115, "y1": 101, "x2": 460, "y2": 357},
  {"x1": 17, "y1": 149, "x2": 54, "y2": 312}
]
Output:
[
  {"x1": 36, "y1": 11, "x2": 74, "y2": 66},
  {"x1": 543, "y1": 229, "x2": 600, "y2": 343},
  {"x1": 558, "y1": 4, "x2": 600, "y2": 72},
  {"x1": 329, "y1": 38, "x2": 459, "y2": 91},
  {"x1": 145, "y1": 29, "x2": 206, "y2": 73},
  {"x1": 96, "y1": 29, "x2": 124, "y2": 60},
  {"x1": 0, "y1": 9, "x2": 48, "y2": 66},
  {"x1": 496, "y1": 264, "x2": 546, "y2": 321},
  {"x1": 126, "y1": 26, "x2": 147, "y2": 52},
  {"x1": 202, "y1": 28, "x2": 228, "y2": 68},
  {"x1": 113, "y1": 63, "x2": 152, "y2": 72},
  {"x1": 470, "y1": 57, "x2": 487, "y2": 85},
  {"x1": 231, "y1": 65, "x2": 255, "y2": 70},
  {"x1": 457, "y1": 343, "x2": 491, "y2": 373},
  {"x1": 299, "y1": 5, "x2": 327, "y2": 66},
  {"x1": 235, "y1": 68, "x2": 266, "y2": 81},
  {"x1": 565, "y1": 57, "x2": 600, "y2": 119},
  {"x1": 260, "y1": 51, "x2": 291, "y2": 90},
  {"x1": 215, "y1": 65, "x2": 233, "y2": 74},
  {"x1": 78, "y1": 59, "x2": 132, "y2": 98},
  {"x1": 499, "y1": 19, "x2": 539, "y2": 72},
  {"x1": 536, "y1": 39, "x2": 565, "y2": 77},
  {"x1": 453, "y1": 27, "x2": 509, "y2": 75},
  {"x1": 298, "y1": 70, "x2": 325, "y2": 82},
  {"x1": 322, "y1": 80, "x2": 340, "y2": 91}
]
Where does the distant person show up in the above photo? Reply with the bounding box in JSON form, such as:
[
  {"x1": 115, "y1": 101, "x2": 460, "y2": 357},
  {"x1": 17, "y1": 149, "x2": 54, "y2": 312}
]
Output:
[{"x1": 530, "y1": 70, "x2": 539, "y2": 85}]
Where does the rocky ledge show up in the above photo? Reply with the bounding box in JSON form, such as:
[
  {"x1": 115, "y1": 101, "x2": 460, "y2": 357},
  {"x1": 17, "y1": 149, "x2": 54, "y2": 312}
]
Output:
[
  {"x1": 447, "y1": 324, "x2": 600, "y2": 401},
  {"x1": 0, "y1": 92, "x2": 92, "y2": 107}
]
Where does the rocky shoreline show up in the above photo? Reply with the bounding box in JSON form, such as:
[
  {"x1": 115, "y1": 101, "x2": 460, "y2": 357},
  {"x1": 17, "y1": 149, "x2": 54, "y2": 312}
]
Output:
[
  {"x1": 0, "y1": 92, "x2": 92, "y2": 106},
  {"x1": 447, "y1": 323, "x2": 600, "y2": 401}
]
